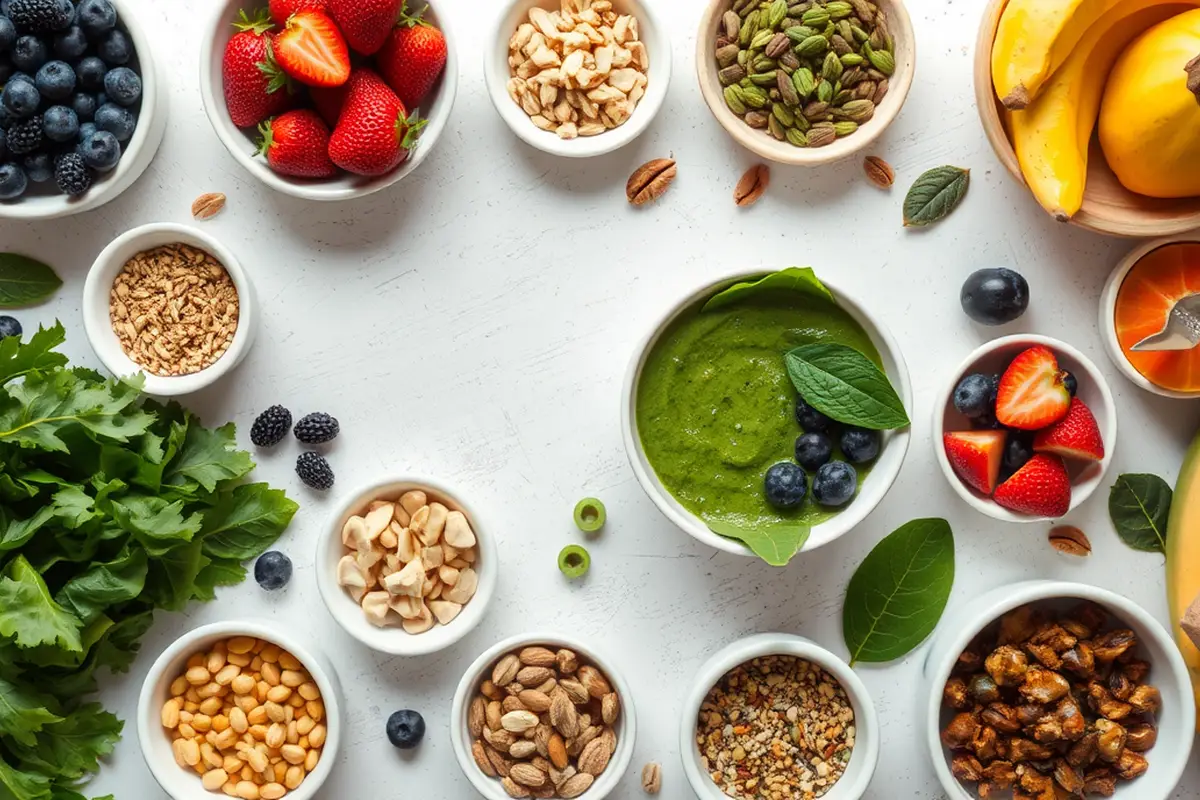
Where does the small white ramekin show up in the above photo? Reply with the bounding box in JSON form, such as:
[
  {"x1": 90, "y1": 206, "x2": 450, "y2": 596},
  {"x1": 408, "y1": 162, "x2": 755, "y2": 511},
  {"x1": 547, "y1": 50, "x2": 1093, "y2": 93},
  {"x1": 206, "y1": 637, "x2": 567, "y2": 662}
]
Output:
[
  {"x1": 932, "y1": 334, "x2": 1117, "y2": 523},
  {"x1": 622, "y1": 269, "x2": 912, "y2": 557},
  {"x1": 137, "y1": 620, "x2": 343, "y2": 800},
  {"x1": 483, "y1": 0, "x2": 672, "y2": 158},
  {"x1": 82, "y1": 222, "x2": 257, "y2": 396},
  {"x1": 198, "y1": 0, "x2": 458, "y2": 201},
  {"x1": 315, "y1": 476, "x2": 497, "y2": 657},
  {"x1": 923, "y1": 581, "x2": 1195, "y2": 800},
  {"x1": 1099, "y1": 234, "x2": 1200, "y2": 400},
  {"x1": 681, "y1": 633, "x2": 880, "y2": 799},
  {"x1": 450, "y1": 632, "x2": 637, "y2": 800}
]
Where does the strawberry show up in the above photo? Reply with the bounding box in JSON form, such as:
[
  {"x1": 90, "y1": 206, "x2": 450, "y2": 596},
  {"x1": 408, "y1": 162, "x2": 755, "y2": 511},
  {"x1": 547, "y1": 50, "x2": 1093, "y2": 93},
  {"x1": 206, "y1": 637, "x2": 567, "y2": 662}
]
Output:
[
  {"x1": 995, "y1": 345, "x2": 1072, "y2": 431},
  {"x1": 328, "y1": 68, "x2": 426, "y2": 176},
  {"x1": 1034, "y1": 398, "x2": 1105, "y2": 462},
  {"x1": 326, "y1": 0, "x2": 403, "y2": 55},
  {"x1": 944, "y1": 431, "x2": 1006, "y2": 495},
  {"x1": 273, "y1": 11, "x2": 351, "y2": 88},
  {"x1": 993, "y1": 454, "x2": 1072, "y2": 517},
  {"x1": 269, "y1": 0, "x2": 326, "y2": 26},
  {"x1": 311, "y1": 84, "x2": 349, "y2": 127},
  {"x1": 222, "y1": 9, "x2": 294, "y2": 129},
  {"x1": 376, "y1": 3, "x2": 447, "y2": 109},
  {"x1": 257, "y1": 110, "x2": 338, "y2": 178}
]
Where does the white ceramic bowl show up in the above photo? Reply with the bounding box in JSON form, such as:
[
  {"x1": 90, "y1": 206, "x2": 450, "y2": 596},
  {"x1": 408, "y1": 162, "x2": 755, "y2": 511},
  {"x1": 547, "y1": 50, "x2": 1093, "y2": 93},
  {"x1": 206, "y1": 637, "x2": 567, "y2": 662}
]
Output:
[
  {"x1": 82, "y1": 222, "x2": 257, "y2": 397},
  {"x1": 932, "y1": 334, "x2": 1117, "y2": 523},
  {"x1": 199, "y1": 0, "x2": 458, "y2": 201},
  {"x1": 451, "y1": 632, "x2": 636, "y2": 799},
  {"x1": 483, "y1": 0, "x2": 671, "y2": 158},
  {"x1": 923, "y1": 581, "x2": 1195, "y2": 800},
  {"x1": 622, "y1": 270, "x2": 913, "y2": 557},
  {"x1": 1100, "y1": 235, "x2": 1200, "y2": 400},
  {"x1": 681, "y1": 633, "x2": 880, "y2": 799},
  {"x1": 137, "y1": 620, "x2": 343, "y2": 800},
  {"x1": 0, "y1": 0, "x2": 167, "y2": 220},
  {"x1": 315, "y1": 476, "x2": 497, "y2": 656}
]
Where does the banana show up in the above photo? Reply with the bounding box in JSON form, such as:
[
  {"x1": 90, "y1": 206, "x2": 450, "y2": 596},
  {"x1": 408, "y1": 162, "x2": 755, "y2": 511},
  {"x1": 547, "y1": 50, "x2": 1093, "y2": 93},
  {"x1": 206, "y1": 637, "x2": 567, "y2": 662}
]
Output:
[{"x1": 1009, "y1": 3, "x2": 1196, "y2": 221}]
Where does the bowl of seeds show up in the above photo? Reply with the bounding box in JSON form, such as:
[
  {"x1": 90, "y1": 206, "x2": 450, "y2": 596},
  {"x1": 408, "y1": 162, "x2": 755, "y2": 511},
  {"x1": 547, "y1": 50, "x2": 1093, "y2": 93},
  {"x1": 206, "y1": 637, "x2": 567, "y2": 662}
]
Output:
[
  {"x1": 682, "y1": 632, "x2": 880, "y2": 800},
  {"x1": 696, "y1": 0, "x2": 915, "y2": 165},
  {"x1": 83, "y1": 222, "x2": 257, "y2": 397}
]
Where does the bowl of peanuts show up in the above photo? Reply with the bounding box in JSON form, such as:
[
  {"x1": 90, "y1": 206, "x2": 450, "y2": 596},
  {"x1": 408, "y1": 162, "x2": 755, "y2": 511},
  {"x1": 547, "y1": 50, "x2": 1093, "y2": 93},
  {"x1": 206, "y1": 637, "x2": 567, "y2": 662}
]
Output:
[{"x1": 137, "y1": 621, "x2": 341, "y2": 800}]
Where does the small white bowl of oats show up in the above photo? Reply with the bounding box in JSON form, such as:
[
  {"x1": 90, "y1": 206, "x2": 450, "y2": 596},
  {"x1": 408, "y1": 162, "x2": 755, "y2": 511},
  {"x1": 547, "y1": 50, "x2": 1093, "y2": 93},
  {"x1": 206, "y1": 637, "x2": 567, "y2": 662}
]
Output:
[{"x1": 83, "y1": 223, "x2": 257, "y2": 397}]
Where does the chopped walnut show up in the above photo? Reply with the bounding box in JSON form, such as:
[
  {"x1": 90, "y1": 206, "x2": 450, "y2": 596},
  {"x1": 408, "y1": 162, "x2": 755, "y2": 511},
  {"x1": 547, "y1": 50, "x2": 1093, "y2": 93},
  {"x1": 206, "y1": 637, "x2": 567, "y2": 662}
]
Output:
[
  {"x1": 986, "y1": 646, "x2": 1029, "y2": 687},
  {"x1": 1091, "y1": 629, "x2": 1137, "y2": 663},
  {"x1": 968, "y1": 674, "x2": 1001, "y2": 705},
  {"x1": 944, "y1": 676, "x2": 971, "y2": 710},
  {"x1": 1121, "y1": 659, "x2": 1150, "y2": 684},
  {"x1": 1083, "y1": 767, "x2": 1117, "y2": 796},
  {"x1": 1008, "y1": 738, "x2": 1055, "y2": 761},
  {"x1": 1115, "y1": 749, "x2": 1149, "y2": 780},
  {"x1": 1094, "y1": 719, "x2": 1126, "y2": 762},
  {"x1": 952, "y1": 754, "x2": 984, "y2": 782},
  {"x1": 1106, "y1": 670, "x2": 1134, "y2": 701},
  {"x1": 943, "y1": 711, "x2": 981, "y2": 749},
  {"x1": 1016, "y1": 767, "x2": 1055, "y2": 799},
  {"x1": 982, "y1": 703, "x2": 1022, "y2": 734},
  {"x1": 1053, "y1": 759, "x2": 1085, "y2": 794},
  {"x1": 999, "y1": 607, "x2": 1041, "y2": 644},
  {"x1": 1056, "y1": 696, "x2": 1087, "y2": 741},
  {"x1": 1067, "y1": 732, "x2": 1099, "y2": 769},
  {"x1": 1068, "y1": 603, "x2": 1109, "y2": 639},
  {"x1": 1015, "y1": 703, "x2": 1044, "y2": 727},
  {"x1": 1061, "y1": 644, "x2": 1096, "y2": 679},
  {"x1": 1087, "y1": 683, "x2": 1133, "y2": 721},
  {"x1": 1019, "y1": 667, "x2": 1071, "y2": 704},
  {"x1": 973, "y1": 725, "x2": 1000, "y2": 762},
  {"x1": 982, "y1": 760, "x2": 1016, "y2": 787},
  {"x1": 1125, "y1": 723, "x2": 1157, "y2": 752},
  {"x1": 1127, "y1": 684, "x2": 1160, "y2": 713}
]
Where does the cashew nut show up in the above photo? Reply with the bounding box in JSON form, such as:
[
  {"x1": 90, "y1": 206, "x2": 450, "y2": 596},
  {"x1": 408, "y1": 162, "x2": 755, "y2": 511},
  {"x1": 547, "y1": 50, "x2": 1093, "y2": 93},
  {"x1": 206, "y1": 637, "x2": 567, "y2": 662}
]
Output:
[
  {"x1": 399, "y1": 491, "x2": 427, "y2": 516},
  {"x1": 418, "y1": 503, "x2": 448, "y2": 547},
  {"x1": 337, "y1": 555, "x2": 367, "y2": 591},
  {"x1": 445, "y1": 568, "x2": 478, "y2": 604},
  {"x1": 421, "y1": 545, "x2": 444, "y2": 569},
  {"x1": 342, "y1": 516, "x2": 367, "y2": 549},
  {"x1": 401, "y1": 604, "x2": 434, "y2": 635},
  {"x1": 429, "y1": 600, "x2": 463, "y2": 625},
  {"x1": 361, "y1": 592, "x2": 391, "y2": 627},
  {"x1": 389, "y1": 595, "x2": 425, "y2": 620},
  {"x1": 439, "y1": 564, "x2": 460, "y2": 586},
  {"x1": 382, "y1": 557, "x2": 424, "y2": 598},
  {"x1": 444, "y1": 511, "x2": 477, "y2": 549},
  {"x1": 397, "y1": 528, "x2": 419, "y2": 563}
]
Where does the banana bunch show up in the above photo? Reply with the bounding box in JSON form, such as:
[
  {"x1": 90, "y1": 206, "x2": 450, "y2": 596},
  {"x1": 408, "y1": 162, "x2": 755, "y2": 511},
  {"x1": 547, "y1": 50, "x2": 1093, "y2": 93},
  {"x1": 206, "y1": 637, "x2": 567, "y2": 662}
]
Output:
[{"x1": 991, "y1": 0, "x2": 1199, "y2": 220}]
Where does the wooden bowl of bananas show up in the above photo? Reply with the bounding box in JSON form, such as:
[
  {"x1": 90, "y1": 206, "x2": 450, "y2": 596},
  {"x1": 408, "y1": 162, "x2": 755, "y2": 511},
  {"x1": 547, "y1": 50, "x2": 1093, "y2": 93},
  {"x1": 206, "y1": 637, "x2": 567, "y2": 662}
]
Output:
[{"x1": 975, "y1": 0, "x2": 1200, "y2": 238}]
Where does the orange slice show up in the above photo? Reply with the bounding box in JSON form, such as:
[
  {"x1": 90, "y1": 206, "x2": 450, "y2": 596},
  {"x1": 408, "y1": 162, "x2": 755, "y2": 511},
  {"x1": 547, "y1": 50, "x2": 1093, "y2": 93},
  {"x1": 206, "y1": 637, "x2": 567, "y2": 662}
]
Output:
[{"x1": 1115, "y1": 242, "x2": 1200, "y2": 393}]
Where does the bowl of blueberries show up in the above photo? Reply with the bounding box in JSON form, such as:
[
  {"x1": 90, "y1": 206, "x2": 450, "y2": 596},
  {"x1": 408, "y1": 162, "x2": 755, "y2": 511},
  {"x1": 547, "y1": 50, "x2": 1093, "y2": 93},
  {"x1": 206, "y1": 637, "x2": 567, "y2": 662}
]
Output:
[{"x1": 0, "y1": 0, "x2": 165, "y2": 219}]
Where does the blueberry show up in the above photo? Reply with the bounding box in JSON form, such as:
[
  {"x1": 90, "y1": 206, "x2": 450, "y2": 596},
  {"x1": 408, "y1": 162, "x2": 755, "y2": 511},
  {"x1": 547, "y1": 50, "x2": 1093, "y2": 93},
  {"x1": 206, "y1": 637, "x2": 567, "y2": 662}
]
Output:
[
  {"x1": 35, "y1": 60, "x2": 74, "y2": 99},
  {"x1": 385, "y1": 710, "x2": 425, "y2": 749},
  {"x1": 0, "y1": 315, "x2": 21, "y2": 337},
  {"x1": 76, "y1": 0, "x2": 114, "y2": 38},
  {"x1": 961, "y1": 267, "x2": 1030, "y2": 326},
  {"x1": 812, "y1": 461, "x2": 857, "y2": 507},
  {"x1": 0, "y1": 17, "x2": 15, "y2": 50},
  {"x1": 96, "y1": 27, "x2": 129, "y2": 65},
  {"x1": 0, "y1": 135, "x2": 5, "y2": 160},
  {"x1": 764, "y1": 461, "x2": 807, "y2": 509},
  {"x1": 7, "y1": 71, "x2": 32, "y2": 85},
  {"x1": 11, "y1": 35, "x2": 47, "y2": 72},
  {"x1": 76, "y1": 119, "x2": 93, "y2": 139},
  {"x1": 70, "y1": 90, "x2": 94, "y2": 120},
  {"x1": 953, "y1": 373, "x2": 996, "y2": 418},
  {"x1": 973, "y1": 412, "x2": 1004, "y2": 431},
  {"x1": 94, "y1": 101, "x2": 132, "y2": 141},
  {"x1": 52, "y1": 24, "x2": 86, "y2": 59},
  {"x1": 795, "y1": 395, "x2": 834, "y2": 433},
  {"x1": 1063, "y1": 371, "x2": 1078, "y2": 397},
  {"x1": 58, "y1": 0, "x2": 74, "y2": 25},
  {"x1": 0, "y1": 105, "x2": 10, "y2": 129},
  {"x1": 794, "y1": 431, "x2": 833, "y2": 471},
  {"x1": 22, "y1": 151, "x2": 51, "y2": 181},
  {"x1": 1, "y1": 78, "x2": 39, "y2": 117},
  {"x1": 74, "y1": 55, "x2": 104, "y2": 90},
  {"x1": 840, "y1": 426, "x2": 881, "y2": 464},
  {"x1": 42, "y1": 104, "x2": 76, "y2": 141},
  {"x1": 0, "y1": 162, "x2": 26, "y2": 199},
  {"x1": 78, "y1": 128, "x2": 115, "y2": 169},
  {"x1": 0, "y1": 63, "x2": 13, "y2": 84},
  {"x1": 1003, "y1": 434, "x2": 1034, "y2": 475},
  {"x1": 253, "y1": 551, "x2": 292, "y2": 591},
  {"x1": 102, "y1": 65, "x2": 137, "y2": 106}
]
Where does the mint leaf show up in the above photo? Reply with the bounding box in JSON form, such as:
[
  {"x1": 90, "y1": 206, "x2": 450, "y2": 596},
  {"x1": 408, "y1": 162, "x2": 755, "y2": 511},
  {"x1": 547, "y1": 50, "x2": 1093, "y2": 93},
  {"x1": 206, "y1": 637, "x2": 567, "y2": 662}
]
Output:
[
  {"x1": 164, "y1": 421, "x2": 254, "y2": 493},
  {"x1": 0, "y1": 254, "x2": 62, "y2": 309},
  {"x1": 785, "y1": 343, "x2": 909, "y2": 430},
  {"x1": 0, "y1": 556, "x2": 82, "y2": 653},
  {"x1": 1108, "y1": 474, "x2": 1172, "y2": 554},
  {"x1": 708, "y1": 519, "x2": 811, "y2": 566},
  {"x1": 200, "y1": 484, "x2": 298, "y2": 560},
  {"x1": 0, "y1": 676, "x2": 61, "y2": 747},
  {"x1": 0, "y1": 324, "x2": 67, "y2": 386},
  {"x1": 702, "y1": 267, "x2": 835, "y2": 312}
]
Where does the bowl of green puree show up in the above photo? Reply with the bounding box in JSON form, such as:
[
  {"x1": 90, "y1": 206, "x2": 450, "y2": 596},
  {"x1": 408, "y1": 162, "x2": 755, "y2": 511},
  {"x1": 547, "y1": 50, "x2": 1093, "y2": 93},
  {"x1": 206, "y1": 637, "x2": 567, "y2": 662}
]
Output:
[{"x1": 622, "y1": 268, "x2": 913, "y2": 565}]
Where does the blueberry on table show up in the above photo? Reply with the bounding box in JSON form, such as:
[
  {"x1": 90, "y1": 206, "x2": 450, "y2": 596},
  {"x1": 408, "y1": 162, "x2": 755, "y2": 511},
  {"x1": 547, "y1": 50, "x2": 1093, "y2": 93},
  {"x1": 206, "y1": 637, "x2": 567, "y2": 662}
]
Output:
[
  {"x1": 960, "y1": 267, "x2": 1030, "y2": 326},
  {"x1": 0, "y1": 316, "x2": 21, "y2": 338},
  {"x1": 386, "y1": 710, "x2": 425, "y2": 749},
  {"x1": 74, "y1": 55, "x2": 105, "y2": 90},
  {"x1": 795, "y1": 395, "x2": 834, "y2": 433},
  {"x1": 840, "y1": 426, "x2": 881, "y2": 464},
  {"x1": 78, "y1": 128, "x2": 117, "y2": 170},
  {"x1": 795, "y1": 431, "x2": 833, "y2": 471},
  {"x1": 96, "y1": 27, "x2": 129, "y2": 65},
  {"x1": 42, "y1": 104, "x2": 77, "y2": 142},
  {"x1": 22, "y1": 151, "x2": 50, "y2": 181},
  {"x1": 0, "y1": 163, "x2": 27, "y2": 199},
  {"x1": 1063, "y1": 371, "x2": 1078, "y2": 397},
  {"x1": 6, "y1": 115, "x2": 41, "y2": 154},
  {"x1": 812, "y1": 461, "x2": 857, "y2": 507},
  {"x1": 70, "y1": 90, "x2": 95, "y2": 121},
  {"x1": 94, "y1": 101, "x2": 132, "y2": 141},
  {"x1": 76, "y1": 0, "x2": 115, "y2": 38},
  {"x1": 1, "y1": 79, "x2": 39, "y2": 118},
  {"x1": 12, "y1": 35, "x2": 48, "y2": 72},
  {"x1": 764, "y1": 461, "x2": 807, "y2": 509},
  {"x1": 53, "y1": 150, "x2": 90, "y2": 195},
  {"x1": 53, "y1": 24, "x2": 86, "y2": 59},
  {"x1": 254, "y1": 551, "x2": 292, "y2": 590},
  {"x1": 0, "y1": 17, "x2": 16, "y2": 51},
  {"x1": 953, "y1": 373, "x2": 996, "y2": 418}
]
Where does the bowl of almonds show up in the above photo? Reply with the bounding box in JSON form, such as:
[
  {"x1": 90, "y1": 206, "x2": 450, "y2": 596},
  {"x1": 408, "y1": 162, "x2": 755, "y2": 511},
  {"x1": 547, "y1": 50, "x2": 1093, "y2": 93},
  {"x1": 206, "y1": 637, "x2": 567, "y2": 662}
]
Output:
[
  {"x1": 315, "y1": 476, "x2": 497, "y2": 656},
  {"x1": 451, "y1": 634, "x2": 636, "y2": 799}
]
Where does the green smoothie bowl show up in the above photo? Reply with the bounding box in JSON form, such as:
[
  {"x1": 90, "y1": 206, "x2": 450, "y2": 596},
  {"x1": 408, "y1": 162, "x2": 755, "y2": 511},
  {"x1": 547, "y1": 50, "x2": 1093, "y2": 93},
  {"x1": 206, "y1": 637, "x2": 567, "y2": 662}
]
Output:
[{"x1": 621, "y1": 268, "x2": 913, "y2": 566}]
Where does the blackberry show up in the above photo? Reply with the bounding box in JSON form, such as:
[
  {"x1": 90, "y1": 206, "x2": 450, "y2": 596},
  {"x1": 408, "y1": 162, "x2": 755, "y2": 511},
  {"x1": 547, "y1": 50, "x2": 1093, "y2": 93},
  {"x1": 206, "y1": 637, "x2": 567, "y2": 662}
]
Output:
[
  {"x1": 296, "y1": 452, "x2": 334, "y2": 490},
  {"x1": 6, "y1": 115, "x2": 42, "y2": 154},
  {"x1": 249, "y1": 404, "x2": 292, "y2": 447},
  {"x1": 293, "y1": 412, "x2": 339, "y2": 444},
  {"x1": 9, "y1": 0, "x2": 72, "y2": 33},
  {"x1": 53, "y1": 150, "x2": 90, "y2": 195}
]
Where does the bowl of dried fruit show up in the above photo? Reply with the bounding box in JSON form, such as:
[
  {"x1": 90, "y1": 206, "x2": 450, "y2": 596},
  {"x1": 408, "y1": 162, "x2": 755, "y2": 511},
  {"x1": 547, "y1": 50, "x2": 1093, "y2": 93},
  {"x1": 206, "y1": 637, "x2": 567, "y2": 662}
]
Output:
[
  {"x1": 315, "y1": 476, "x2": 497, "y2": 656},
  {"x1": 696, "y1": 0, "x2": 914, "y2": 165},
  {"x1": 450, "y1": 633, "x2": 636, "y2": 799},
  {"x1": 82, "y1": 222, "x2": 257, "y2": 397},
  {"x1": 681, "y1": 632, "x2": 880, "y2": 799},
  {"x1": 924, "y1": 581, "x2": 1194, "y2": 800}
]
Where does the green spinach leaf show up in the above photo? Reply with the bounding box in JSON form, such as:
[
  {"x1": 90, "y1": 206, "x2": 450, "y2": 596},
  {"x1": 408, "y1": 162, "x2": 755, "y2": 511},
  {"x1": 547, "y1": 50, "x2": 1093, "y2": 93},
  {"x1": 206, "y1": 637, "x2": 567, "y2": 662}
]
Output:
[
  {"x1": 0, "y1": 677, "x2": 61, "y2": 747},
  {"x1": 785, "y1": 343, "x2": 909, "y2": 430},
  {"x1": 0, "y1": 324, "x2": 67, "y2": 386},
  {"x1": 0, "y1": 254, "x2": 61, "y2": 308},
  {"x1": 0, "y1": 557, "x2": 83, "y2": 653},
  {"x1": 702, "y1": 267, "x2": 835, "y2": 312},
  {"x1": 164, "y1": 422, "x2": 254, "y2": 493},
  {"x1": 1109, "y1": 474, "x2": 1172, "y2": 554},
  {"x1": 708, "y1": 519, "x2": 811, "y2": 566},
  {"x1": 200, "y1": 484, "x2": 298, "y2": 560}
]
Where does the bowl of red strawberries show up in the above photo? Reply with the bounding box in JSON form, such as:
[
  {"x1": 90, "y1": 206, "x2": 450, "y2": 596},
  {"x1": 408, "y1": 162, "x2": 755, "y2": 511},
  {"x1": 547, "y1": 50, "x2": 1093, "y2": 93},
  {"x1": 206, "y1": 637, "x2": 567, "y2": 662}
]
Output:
[
  {"x1": 935, "y1": 335, "x2": 1117, "y2": 523},
  {"x1": 200, "y1": 0, "x2": 456, "y2": 201}
]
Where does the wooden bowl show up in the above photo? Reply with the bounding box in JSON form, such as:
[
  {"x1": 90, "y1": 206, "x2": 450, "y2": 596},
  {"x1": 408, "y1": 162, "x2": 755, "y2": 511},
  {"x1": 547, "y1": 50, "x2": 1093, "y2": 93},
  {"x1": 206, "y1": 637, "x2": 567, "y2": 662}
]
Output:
[
  {"x1": 975, "y1": 0, "x2": 1200, "y2": 237},
  {"x1": 696, "y1": 0, "x2": 916, "y2": 166}
]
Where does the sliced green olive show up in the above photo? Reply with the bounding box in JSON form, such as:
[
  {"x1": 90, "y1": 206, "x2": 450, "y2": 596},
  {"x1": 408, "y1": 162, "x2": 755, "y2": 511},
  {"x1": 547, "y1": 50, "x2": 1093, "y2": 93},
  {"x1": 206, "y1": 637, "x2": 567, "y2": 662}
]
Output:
[
  {"x1": 573, "y1": 497, "x2": 606, "y2": 533},
  {"x1": 558, "y1": 545, "x2": 590, "y2": 579}
]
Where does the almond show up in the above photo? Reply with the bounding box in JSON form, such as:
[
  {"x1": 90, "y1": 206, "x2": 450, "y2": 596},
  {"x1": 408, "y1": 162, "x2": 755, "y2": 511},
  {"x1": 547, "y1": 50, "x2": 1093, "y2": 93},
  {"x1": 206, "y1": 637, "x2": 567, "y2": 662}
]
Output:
[
  {"x1": 502, "y1": 710, "x2": 540, "y2": 733},
  {"x1": 509, "y1": 763, "x2": 547, "y2": 788},
  {"x1": 493, "y1": 654, "x2": 521, "y2": 686},
  {"x1": 501, "y1": 776, "x2": 531, "y2": 798},
  {"x1": 469, "y1": 697, "x2": 486, "y2": 738},
  {"x1": 548, "y1": 732, "x2": 569, "y2": 770},
  {"x1": 556, "y1": 649, "x2": 579, "y2": 674},
  {"x1": 473, "y1": 740, "x2": 497, "y2": 777},
  {"x1": 559, "y1": 678, "x2": 589, "y2": 705},
  {"x1": 519, "y1": 690, "x2": 552, "y2": 713},
  {"x1": 487, "y1": 745, "x2": 514, "y2": 778},
  {"x1": 519, "y1": 646, "x2": 557, "y2": 667},
  {"x1": 642, "y1": 762, "x2": 662, "y2": 794},
  {"x1": 601, "y1": 692, "x2": 620, "y2": 725},
  {"x1": 599, "y1": 725, "x2": 617, "y2": 755},
  {"x1": 558, "y1": 773, "x2": 595, "y2": 798},
  {"x1": 577, "y1": 736, "x2": 612, "y2": 776},
  {"x1": 486, "y1": 700, "x2": 503, "y2": 732},
  {"x1": 577, "y1": 665, "x2": 612, "y2": 699},
  {"x1": 515, "y1": 666, "x2": 553, "y2": 687},
  {"x1": 548, "y1": 686, "x2": 579, "y2": 738}
]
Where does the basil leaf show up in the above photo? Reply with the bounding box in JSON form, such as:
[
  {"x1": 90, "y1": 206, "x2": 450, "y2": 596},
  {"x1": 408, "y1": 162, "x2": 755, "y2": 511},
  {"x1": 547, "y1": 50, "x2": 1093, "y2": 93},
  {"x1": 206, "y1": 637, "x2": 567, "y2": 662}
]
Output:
[
  {"x1": 1108, "y1": 474, "x2": 1172, "y2": 554},
  {"x1": 903, "y1": 166, "x2": 970, "y2": 228},
  {"x1": 843, "y1": 518, "x2": 955, "y2": 665},
  {"x1": 785, "y1": 343, "x2": 909, "y2": 430},
  {"x1": 702, "y1": 267, "x2": 835, "y2": 312},
  {"x1": 708, "y1": 519, "x2": 811, "y2": 567},
  {"x1": 0, "y1": 254, "x2": 62, "y2": 308}
]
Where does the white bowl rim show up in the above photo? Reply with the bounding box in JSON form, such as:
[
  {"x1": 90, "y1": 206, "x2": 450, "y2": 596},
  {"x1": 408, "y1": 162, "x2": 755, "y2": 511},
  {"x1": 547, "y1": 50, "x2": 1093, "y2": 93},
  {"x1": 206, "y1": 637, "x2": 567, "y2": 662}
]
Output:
[
  {"x1": 449, "y1": 631, "x2": 637, "y2": 800},
  {"x1": 679, "y1": 632, "x2": 880, "y2": 800},
  {"x1": 197, "y1": 0, "x2": 459, "y2": 201},
  {"x1": 923, "y1": 580, "x2": 1196, "y2": 800},
  {"x1": 1099, "y1": 234, "x2": 1200, "y2": 400},
  {"x1": 482, "y1": 0, "x2": 673, "y2": 158},
  {"x1": 136, "y1": 619, "x2": 342, "y2": 800},
  {"x1": 931, "y1": 333, "x2": 1118, "y2": 524},
  {"x1": 621, "y1": 268, "x2": 914, "y2": 557},
  {"x1": 314, "y1": 475, "x2": 498, "y2": 656},
  {"x1": 81, "y1": 222, "x2": 257, "y2": 397}
]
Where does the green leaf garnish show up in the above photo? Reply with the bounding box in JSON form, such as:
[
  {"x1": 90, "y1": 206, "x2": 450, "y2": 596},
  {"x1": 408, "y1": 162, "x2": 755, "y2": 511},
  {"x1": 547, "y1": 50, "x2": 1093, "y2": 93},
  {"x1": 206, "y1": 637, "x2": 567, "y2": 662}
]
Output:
[
  {"x1": 708, "y1": 519, "x2": 811, "y2": 567},
  {"x1": 0, "y1": 254, "x2": 62, "y2": 308},
  {"x1": 785, "y1": 343, "x2": 909, "y2": 430},
  {"x1": 703, "y1": 266, "x2": 835, "y2": 312},
  {"x1": 1108, "y1": 474, "x2": 1172, "y2": 554},
  {"x1": 903, "y1": 166, "x2": 970, "y2": 228}
]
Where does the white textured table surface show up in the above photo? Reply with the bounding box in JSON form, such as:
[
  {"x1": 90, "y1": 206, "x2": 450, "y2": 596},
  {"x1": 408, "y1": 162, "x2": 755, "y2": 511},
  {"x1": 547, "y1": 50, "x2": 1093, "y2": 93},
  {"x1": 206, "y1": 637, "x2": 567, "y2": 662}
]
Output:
[{"x1": 3, "y1": 0, "x2": 1200, "y2": 797}]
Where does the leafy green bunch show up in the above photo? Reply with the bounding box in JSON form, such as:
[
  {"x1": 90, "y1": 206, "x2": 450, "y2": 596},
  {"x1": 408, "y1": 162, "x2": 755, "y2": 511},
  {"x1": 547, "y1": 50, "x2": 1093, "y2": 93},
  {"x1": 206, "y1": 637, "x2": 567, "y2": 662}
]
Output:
[{"x1": 0, "y1": 323, "x2": 298, "y2": 800}]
